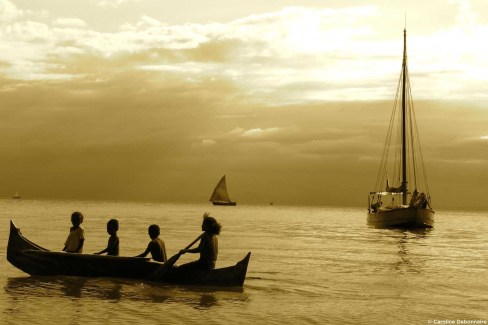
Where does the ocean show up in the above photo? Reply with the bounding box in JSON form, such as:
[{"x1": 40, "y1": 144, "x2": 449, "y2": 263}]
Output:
[{"x1": 0, "y1": 198, "x2": 487, "y2": 324}]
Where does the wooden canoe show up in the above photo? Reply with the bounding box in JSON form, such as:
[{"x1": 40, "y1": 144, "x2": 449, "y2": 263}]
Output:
[{"x1": 7, "y1": 220, "x2": 250, "y2": 287}]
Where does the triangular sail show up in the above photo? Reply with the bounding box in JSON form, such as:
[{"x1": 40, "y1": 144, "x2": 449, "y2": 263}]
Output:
[{"x1": 210, "y1": 176, "x2": 232, "y2": 202}]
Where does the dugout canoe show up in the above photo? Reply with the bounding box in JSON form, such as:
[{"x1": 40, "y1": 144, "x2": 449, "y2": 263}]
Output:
[{"x1": 7, "y1": 220, "x2": 250, "y2": 287}]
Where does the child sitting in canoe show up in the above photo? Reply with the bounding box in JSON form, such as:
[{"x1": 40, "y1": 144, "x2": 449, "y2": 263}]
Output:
[
  {"x1": 178, "y1": 213, "x2": 221, "y2": 270},
  {"x1": 62, "y1": 211, "x2": 85, "y2": 253},
  {"x1": 135, "y1": 224, "x2": 167, "y2": 262},
  {"x1": 95, "y1": 219, "x2": 119, "y2": 256}
]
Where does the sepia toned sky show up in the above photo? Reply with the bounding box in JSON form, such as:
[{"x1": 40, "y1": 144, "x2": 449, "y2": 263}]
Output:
[{"x1": 1, "y1": 0, "x2": 487, "y2": 210}]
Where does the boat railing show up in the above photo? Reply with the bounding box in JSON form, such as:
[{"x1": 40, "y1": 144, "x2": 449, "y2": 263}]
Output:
[
  {"x1": 368, "y1": 191, "x2": 412, "y2": 213},
  {"x1": 368, "y1": 190, "x2": 432, "y2": 213}
]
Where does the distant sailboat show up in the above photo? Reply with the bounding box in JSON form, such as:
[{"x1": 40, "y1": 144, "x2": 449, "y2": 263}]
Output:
[
  {"x1": 367, "y1": 28, "x2": 434, "y2": 228},
  {"x1": 12, "y1": 192, "x2": 21, "y2": 199},
  {"x1": 210, "y1": 175, "x2": 236, "y2": 206}
]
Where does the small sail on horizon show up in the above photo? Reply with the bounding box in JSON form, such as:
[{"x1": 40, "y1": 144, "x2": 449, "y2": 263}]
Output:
[
  {"x1": 13, "y1": 192, "x2": 21, "y2": 199},
  {"x1": 210, "y1": 175, "x2": 236, "y2": 206}
]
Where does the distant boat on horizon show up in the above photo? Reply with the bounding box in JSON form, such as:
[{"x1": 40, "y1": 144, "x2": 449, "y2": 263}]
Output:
[
  {"x1": 367, "y1": 28, "x2": 434, "y2": 229},
  {"x1": 12, "y1": 192, "x2": 21, "y2": 199},
  {"x1": 210, "y1": 175, "x2": 236, "y2": 206}
]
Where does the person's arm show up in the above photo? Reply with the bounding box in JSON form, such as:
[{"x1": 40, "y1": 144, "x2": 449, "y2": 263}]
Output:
[
  {"x1": 135, "y1": 242, "x2": 151, "y2": 258},
  {"x1": 63, "y1": 233, "x2": 69, "y2": 251},
  {"x1": 75, "y1": 238, "x2": 84, "y2": 253},
  {"x1": 96, "y1": 237, "x2": 117, "y2": 255},
  {"x1": 95, "y1": 247, "x2": 108, "y2": 255},
  {"x1": 185, "y1": 247, "x2": 201, "y2": 254},
  {"x1": 181, "y1": 237, "x2": 204, "y2": 254}
]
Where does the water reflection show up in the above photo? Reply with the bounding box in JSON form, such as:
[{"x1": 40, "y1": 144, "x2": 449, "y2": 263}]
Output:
[
  {"x1": 4, "y1": 276, "x2": 247, "y2": 307},
  {"x1": 195, "y1": 293, "x2": 218, "y2": 309},
  {"x1": 5, "y1": 276, "x2": 121, "y2": 301},
  {"x1": 60, "y1": 277, "x2": 88, "y2": 299},
  {"x1": 390, "y1": 228, "x2": 432, "y2": 274}
]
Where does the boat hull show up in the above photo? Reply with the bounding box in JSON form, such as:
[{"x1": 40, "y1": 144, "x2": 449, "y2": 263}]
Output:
[
  {"x1": 7, "y1": 221, "x2": 250, "y2": 287},
  {"x1": 367, "y1": 206, "x2": 434, "y2": 229},
  {"x1": 212, "y1": 201, "x2": 237, "y2": 206}
]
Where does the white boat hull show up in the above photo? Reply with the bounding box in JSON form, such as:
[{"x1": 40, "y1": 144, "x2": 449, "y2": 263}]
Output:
[{"x1": 367, "y1": 206, "x2": 434, "y2": 228}]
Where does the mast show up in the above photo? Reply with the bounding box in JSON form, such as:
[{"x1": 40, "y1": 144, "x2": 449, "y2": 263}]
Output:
[{"x1": 401, "y1": 28, "x2": 408, "y2": 205}]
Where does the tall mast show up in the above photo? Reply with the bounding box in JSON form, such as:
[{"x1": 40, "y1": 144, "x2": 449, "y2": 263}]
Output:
[{"x1": 401, "y1": 28, "x2": 408, "y2": 205}]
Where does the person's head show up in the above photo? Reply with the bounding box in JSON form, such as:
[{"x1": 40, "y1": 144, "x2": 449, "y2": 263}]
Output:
[
  {"x1": 107, "y1": 219, "x2": 119, "y2": 235},
  {"x1": 71, "y1": 212, "x2": 84, "y2": 227},
  {"x1": 201, "y1": 213, "x2": 221, "y2": 235},
  {"x1": 148, "y1": 224, "x2": 160, "y2": 239}
]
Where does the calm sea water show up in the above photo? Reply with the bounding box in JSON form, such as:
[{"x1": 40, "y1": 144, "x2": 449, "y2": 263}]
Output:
[{"x1": 0, "y1": 198, "x2": 487, "y2": 324}]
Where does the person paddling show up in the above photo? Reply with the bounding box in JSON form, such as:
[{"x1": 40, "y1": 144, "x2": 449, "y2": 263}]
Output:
[{"x1": 178, "y1": 213, "x2": 221, "y2": 271}]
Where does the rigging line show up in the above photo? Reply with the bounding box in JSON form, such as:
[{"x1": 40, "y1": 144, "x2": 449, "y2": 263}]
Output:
[
  {"x1": 408, "y1": 82, "x2": 431, "y2": 196},
  {"x1": 387, "y1": 69, "x2": 401, "y2": 189},
  {"x1": 387, "y1": 69, "x2": 403, "y2": 189},
  {"x1": 412, "y1": 106, "x2": 425, "y2": 191},
  {"x1": 406, "y1": 68, "x2": 418, "y2": 189},
  {"x1": 392, "y1": 66, "x2": 404, "y2": 188},
  {"x1": 408, "y1": 78, "x2": 426, "y2": 192},
  {"x1": 394, "y1": 69, "x2": 404, "y2": 185},
  {"x1": 374, "y1": 67, "x2": 402, "y2": 192},
  {"x1": 396, "y1": 90, "x2": 402, "y2": 184},
  {"x1": 406, "y1": 81, "x2": 421, "y2": 187}
]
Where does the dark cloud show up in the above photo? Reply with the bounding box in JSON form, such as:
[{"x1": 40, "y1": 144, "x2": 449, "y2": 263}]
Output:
[{"x1": 1, "y1": 63, "x2": 487, "y2": 210}]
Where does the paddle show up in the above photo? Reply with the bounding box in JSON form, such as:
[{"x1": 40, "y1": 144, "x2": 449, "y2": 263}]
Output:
[{"x1": 147, "y1": 232, "x2": 204, "y2": 281}]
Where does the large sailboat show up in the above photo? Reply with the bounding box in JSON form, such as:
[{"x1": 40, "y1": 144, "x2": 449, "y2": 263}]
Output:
[
  {"x1": 367, "y1": 28, "x2": 434, "y2": 228},
  {"x1": 210, "y1": 175, "x2": 237, "y2": 206}
]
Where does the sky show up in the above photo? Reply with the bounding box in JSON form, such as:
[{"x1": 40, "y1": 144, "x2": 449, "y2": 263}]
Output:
[{"x1": 0, "y1": 0, "x2": 487, "y2": 210}]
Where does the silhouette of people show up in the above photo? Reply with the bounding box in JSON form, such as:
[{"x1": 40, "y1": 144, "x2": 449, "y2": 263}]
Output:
[
  {"x1": 409, "y1": 189, "x2": 419, "y2": 207},
  {"x1": 409, "y1": 190, "x2": 430, "y2": 209},
  {"x1": 371, "y1": 201, "x2": 382, "y2": 212},
  {"x1": 95, "y1": 219, "x2": 119, "y2": 256},
  {"x1": 135, "y1": 224, "x2": 167, "y2": 262},
  {"x1": 178, "y1": 214, "x2": 221, "y2": 271},
  {"x1": 418, "y1": 193, "x2": 428, "y2": 209},
  {"x1": 63, "y1": 211, "x2": 85, "y2": 253}
]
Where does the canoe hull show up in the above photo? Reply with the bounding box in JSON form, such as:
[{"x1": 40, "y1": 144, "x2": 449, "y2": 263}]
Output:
[
  {"x1": 212, "y1": 201, "x2": 237, "y2": 206},
  {"x1": 367, "y1": 206, "x2": 434, "y2": 229},
  {"x1": 7, "y1": 221, "x2": 250, "y2": 287}
]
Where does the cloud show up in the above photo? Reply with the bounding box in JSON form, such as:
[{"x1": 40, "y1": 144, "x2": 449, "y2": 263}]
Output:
[
  {"x1": 0, "y1": 2, "x2": 488, "y2": 209},
  {"x1": 96, "y1": 0, "x2": 142, "y2": 9},
  {"x1": 0, "y1": 0, "x2": 23, "y2": 23},
  {"x1": 202, "y1": 139, "x2": 216, "y2": 146},
  {"x1": 52, "y1": 18, "x2": 88, "y2": 28},
  {"x1": 1, "y1": 4, "x2": 488, "y2": 102},
  {"x1": 241, "y1": 127, "x2": 279, "y2": 138},
  {"x1": 0, "y1": 65, "x2": 487, "y2": 208}
]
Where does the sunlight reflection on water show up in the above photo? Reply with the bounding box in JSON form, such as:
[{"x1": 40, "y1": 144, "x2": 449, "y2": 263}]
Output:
[{"x1": 1, "y1": 199, "x2": 487, "y2": 324}]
